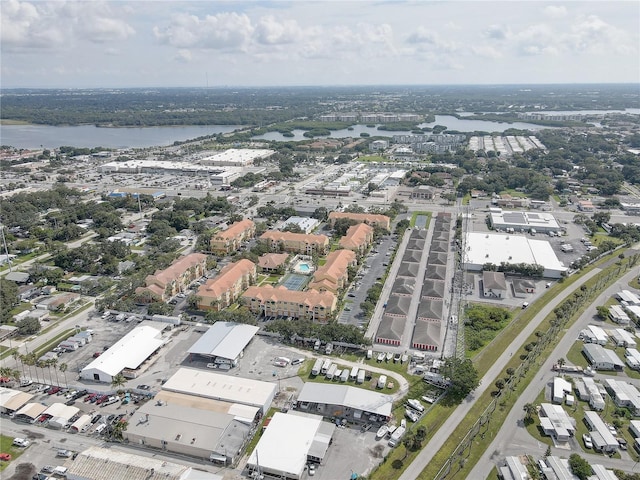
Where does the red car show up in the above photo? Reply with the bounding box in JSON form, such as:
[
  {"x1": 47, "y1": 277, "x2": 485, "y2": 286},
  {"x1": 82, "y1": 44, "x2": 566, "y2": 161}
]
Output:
[
  {"x1": 0, "y1": 377, "x2": 11, "y2": 384},
  {"x1": 0, "y1": 453, "x2": 11, "y2": 461},
  {"x1": 95, "y1": 395, "x2": 108, "y2": 405},
  {"x1": 47, "y1": 386, "x2": 61, "y2": 395},
  {"x1": 84, "y1": 393, "x2": 97, "y2": 403}
]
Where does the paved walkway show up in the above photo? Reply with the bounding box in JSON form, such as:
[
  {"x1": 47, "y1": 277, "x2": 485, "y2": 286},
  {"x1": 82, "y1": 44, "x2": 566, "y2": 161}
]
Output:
[{"x1": 398, "y1": 266, "x2": 603, "y2": 480}]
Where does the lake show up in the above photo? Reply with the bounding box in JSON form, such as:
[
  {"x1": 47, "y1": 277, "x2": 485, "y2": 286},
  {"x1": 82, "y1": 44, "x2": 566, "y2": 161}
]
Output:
[
  {"x1": 251, "y1": 115, "x2": 554, "y2": 142},
  {"x1": 0, "y1": 124, "x2": 244, "y2": 149}
]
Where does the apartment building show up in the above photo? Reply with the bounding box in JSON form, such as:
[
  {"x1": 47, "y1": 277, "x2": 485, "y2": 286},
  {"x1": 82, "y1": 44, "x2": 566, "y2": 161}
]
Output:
[
  {"x1": 328, "y1": 212, "x2": 390, "y2": 231},
  {"x1": 339, "y1": 223, "x2": 374, "y2": 255},
  {"x1": 308, "y1": 249, "x2": 357, "y2": 294},
  {"x1": 136, "y1": 253, "x2": 207, "y2": 301},
  {"x1": 259, "y1": 231, "x2": 329, "y2": 255},
  {"x1": 210, "y1": 219, "x2": 255, "y2": 255},
  {"x1": 241, "y1": 285, "x2": 337, "y2": 322},
  {"x1": 196, "y1": 259, "x2": 257, "y2": 311}
]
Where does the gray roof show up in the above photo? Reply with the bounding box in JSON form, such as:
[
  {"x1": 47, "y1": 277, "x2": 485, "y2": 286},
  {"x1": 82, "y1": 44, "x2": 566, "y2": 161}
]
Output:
[
  {"x1": 392, "y1": 278, "x2": 415, "y2": 295},
  {"x1": 431, "y1": 241, "x2": 448, "y2": 253},
  {"x1": 385, "y1": 296, "x2": 411, "y2": 316},
  {"x1": 5, "y1": 271, "x2": 29, "y2": 283},
  {"x1": 512, "y1": 278, "x2": 536, "y2": 293},
  {"x1": 412, "y1": 318, "x2": 442, "y2": 349},
  {"x1": 402, "y1": 249, "x2": 422, "y2": 263},
  {"x1": 583, "y1": 344, "x2": 625, "y2": 368},
  {"x1": 417, "y1": 299, "x2": 443, "y2": 320},
  {"x1": 407, "y1": 238, "x2": 426, "y2": 250},
  {"x1": 427, "y1": 252, "x2": 448, "y2": 266},
  {"x1": 398, "y1": 262, "x2": 419, "y2": 278},
  {"x1": 187, "y1": 322, "x2": 259, "y2": 360},
  {"x1": 483, "y1": 271, "x2": 507, "y2": 291},
  {"x1": 376, "y1": 315, "x2": 406, "y2": 342},
  {"x1": 410, "y1": 229, "x2": 428, "y2": 240},
  {"x1": 421, "y1": 279, "x2": 445, "y2": 298},
  {"x1": 297, "y1": 383, "x2": 393, "y2": 417},
  {"x1": 424, "y1": 264, "x2": 446, "y2": 281}
]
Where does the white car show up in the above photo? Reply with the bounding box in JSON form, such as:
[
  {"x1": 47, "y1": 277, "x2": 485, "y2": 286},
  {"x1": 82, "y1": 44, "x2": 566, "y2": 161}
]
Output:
[
  {"x1": 12, "y1": 438, "x2": 30, "y2": 447},
  {"x1": 583, "y1": 433, "x2": 593, "y2": 449}
]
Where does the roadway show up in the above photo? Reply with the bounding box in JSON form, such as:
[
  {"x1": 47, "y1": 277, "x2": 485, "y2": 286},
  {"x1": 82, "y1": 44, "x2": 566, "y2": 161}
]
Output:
[
  {"x1": 468, "y1": 261, "x2": 640, "y2": 478},
  {"x1": 398, "y1": 262, "x2": 606, "y2": 480}
]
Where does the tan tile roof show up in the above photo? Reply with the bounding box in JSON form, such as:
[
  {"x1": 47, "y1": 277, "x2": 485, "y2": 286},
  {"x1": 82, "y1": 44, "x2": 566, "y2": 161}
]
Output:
[
  {"x1": 260, "y1": 230, "x2": 329, "y2": 246},
  {"x1": 339, "y1": 223, "x2": 373, "y2": 249},
  {"x1": 258, "y1": 253, "x2": 289, "y2": 269},
  {"x1": 309, "y1": 249, "x2": 355, "y2": 291},
  {"x1": 147, "y1": 253, "x2": 207, "y2": 288},
  {"x1": 214, "y1": 219, "x2": 254, "y2": 240},
  {"x1": 328, "y1": 211, "x2": 390, "y2": 228},
  {"x1": 198, "y1": 259, "x2": 256, "y2": 299},
  {"x1": 242, "y1": 285, "x2": 336, "y2": 308}
]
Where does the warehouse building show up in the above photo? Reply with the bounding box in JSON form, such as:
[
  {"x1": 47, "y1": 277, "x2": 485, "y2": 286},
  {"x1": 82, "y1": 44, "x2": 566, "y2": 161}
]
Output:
[
  {"x1": 80, "y1": 324, "x2": 167, "y2": 383},
  {"x1": 464, "y1": 232, "x2": 567, "y2": 278},
  {"x1": 488, "y1": 209, "x2": 561, "y2": 234},
  {"x1": 187, "y1": 322, "x2": 259, "y2": 366},
  {"x1": 162, "y1": 368, "x2": 277, "y2": 415},
  {"x1": 0, "y1": 387, "x2": 33, "y2": 415},
  {"x1": 246, "y1": 412, "x2": 335, "y2": 480},
  {"x1": 296, "y1": 383, "x2": 393, "y2": 424}
]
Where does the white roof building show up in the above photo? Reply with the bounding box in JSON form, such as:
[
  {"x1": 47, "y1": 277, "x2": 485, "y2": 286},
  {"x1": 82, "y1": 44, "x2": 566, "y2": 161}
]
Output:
[
  {"x1": 603, "y1": 379, "x2": 640, "y2": 415},
  {"x1": 583, "y1": 377, "x2": 606, "y2": 411},
  {"x1": 280, "y1": 216, "x2": 320, "y2": 234},
  {"x1": 0, "y1": 387, "x2": 33, "y2": 414},
  {"x1": 187, "y1": 322, "x2": 259, "y2": 363},
  {"x1": 609, "y1": 305, "x2": 631, "y2": 325},
  {"x1": 582, "y1": 344, "x2": 625, "y2": 371},
  {"x1": 543, "y1": 456, "x2": 578, "y2": 480},
  {"x1": 538, "y1": 403, "x2": 575, "y2": 441},
  {"x1": 246, "y1": 412, "x2": 335, "y2": 480},
  {"x1": 553, "y1": 377, "x2": 572, "y2": 404},
  {"x1": 590, "y1": 464, "x2": 618, "y2": 480},
  {"x1": 584, "y1": 411, "x2": 618, "y2": 453},
  {"x1": 44, "y1": 403, "x2": 80, "y2": 429},
  {"x1": 200, "y1": 148, "x2": 274, "y2": 167},
  {"x1": 499, "y1": 456, "x2": 531, "y2": 480},
  {"x1": 80, "y1": 324, "x2": 166, "y2": 383},
  {"x1": 296, "y1": 383, "x2": 393, "y2": 419},
  {"x1": 464, "y1": 232, "x2": 567, "y2": 278},
  {"x1": 489, "y1": 209, "x2": 561, "y2": 233},
  {"x1": 582, "y1": 325, "x2": 609, "y2": 345},
  {"x1": 617, "y1": 290, "x2": 640, "y2": 306},
  {"x1": 609, "y1": 327, "x2": 636, "y2": 347},
  {"x1": 162, "y1": 368, "x2": 276, "y2": 414}
]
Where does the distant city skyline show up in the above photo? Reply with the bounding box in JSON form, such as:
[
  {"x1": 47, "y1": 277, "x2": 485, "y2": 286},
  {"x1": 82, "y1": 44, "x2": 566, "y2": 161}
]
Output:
[{"x1": 1, "y1": 0, "x2": 638, "y2": 88}]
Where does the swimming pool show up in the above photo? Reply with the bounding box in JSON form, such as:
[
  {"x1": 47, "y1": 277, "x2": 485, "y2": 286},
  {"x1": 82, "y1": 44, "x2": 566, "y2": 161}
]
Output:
[{"x1": 298, "y1": 263, "x2": 311, "y2": 273}]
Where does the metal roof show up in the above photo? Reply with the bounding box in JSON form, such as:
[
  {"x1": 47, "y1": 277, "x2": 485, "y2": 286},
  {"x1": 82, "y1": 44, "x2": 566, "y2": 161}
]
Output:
[
  {"x1": 81, "y1": 324, "x2": 165, "y2": 377},
  {"x1": 397, "y1": 262, "x2": 419, "y2": 278},
  {"x1": 187, "y1": 322, "x2": 259, "y2": 360},
  {"x1": 385, "y1": 296, "x2": 411, "y2": 316},
  {"x1": 376, "y1": 315, "x2": 406, "y2": 342},
  {"x1": 417, "y1": 299, "x2": 443, "y2": 320},
  {"x1": 421, "y1": 279, "x2": 445, "y2": 299},
  {"x1": 412, "y1": 318, "x2": 442, "y2": 347},
  {"x1": 297, "y1": 383, "x2": 393, "y2": 417}
]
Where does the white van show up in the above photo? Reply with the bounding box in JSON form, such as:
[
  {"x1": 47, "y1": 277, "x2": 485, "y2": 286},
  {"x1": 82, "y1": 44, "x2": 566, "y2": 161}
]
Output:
[{"x1": 94, "y1": 423, "x2": 107, "y2": 435}]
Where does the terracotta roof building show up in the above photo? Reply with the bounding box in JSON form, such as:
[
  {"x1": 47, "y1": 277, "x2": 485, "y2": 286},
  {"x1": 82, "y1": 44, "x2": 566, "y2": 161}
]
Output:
[
  {"x1": 241, "y1": 285, "x2": 337, "y2": 323},
  {"x1": 197, "y1": 259, "x2": 257, "y2": 311},
  {"x1": 257, "y1": 253, "x2": 289, "y2": 273},
  {"x1": 260, "y1": 231, "x2": 329, "y2": 255},
  {"x1": 308, "y1": 249, "x2": 356, "y2": 294},
  {"x1": 210, "y1": 219, "x2": 255, "y2": 255},
  {"x1": 136, "y1": 253, "x2": 207, "y2": 301},
  {"x1": 339, "y1": 223, "x2": 374, "y2": 254},
  {"x1": 328, "y1": 212, "x2": 390, "y2": 230}
]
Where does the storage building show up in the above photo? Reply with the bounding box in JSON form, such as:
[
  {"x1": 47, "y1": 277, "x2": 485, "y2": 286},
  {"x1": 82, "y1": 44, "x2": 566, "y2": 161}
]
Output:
[
  {"x1": 186, "y1": 322, "x2": 259, "y2": 366},
  {"x1": 582, "y1": 344, "x2": 624, "y2": 371}
]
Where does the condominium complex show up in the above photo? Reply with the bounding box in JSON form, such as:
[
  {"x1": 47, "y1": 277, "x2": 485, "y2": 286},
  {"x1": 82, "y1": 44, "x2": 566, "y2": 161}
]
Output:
[
  {"x1": 136, "y1": 253, "x2": 207, "y2": 301},
  {"x1": 241, "y1": 285, "x2": 337, "y2": 322},
  {"x1": 308, "y1": 249, "x2": 357, "y2": 294},
  {"x1": 196, "y1": 259, "x2": 257, "y2": 311},
  {"x1": 259, "y1": 231, "x2": 329, "y2": 255},
  {"x1": 209, "y1": 219, "x2": 255, "y2": 255}
]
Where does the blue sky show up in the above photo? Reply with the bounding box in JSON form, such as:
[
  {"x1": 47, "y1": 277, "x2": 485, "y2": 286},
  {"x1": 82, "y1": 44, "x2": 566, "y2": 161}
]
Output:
[{"x1": 1, "y1": 0, "x2": 638, "y2": 88}]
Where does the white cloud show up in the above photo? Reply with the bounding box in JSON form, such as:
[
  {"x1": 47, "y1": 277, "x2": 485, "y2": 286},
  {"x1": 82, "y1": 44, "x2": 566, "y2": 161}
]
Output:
[
  {"x1": 471, "y1": 45, "x2": 503, "y2": 59},
  {"x1": 405, "y1": 27, "x2": 457, "y2": 52},
  {"x1": 153, "y1": 12, "x2": 254, "y2": 51},
  {"x1": 254, "y1": 15, "x2": 303, "y2": 45},
  {"x1": 483, "y1": 24, "x2": 510, "y2": 41},
  {"x1": 564, "y1": 14, "x2": 633, "y2": 54},
  {"x1": 175, "y1": 49, "x2": 192, "y2": 63},
  {"x1": 543, "y1": 5, "x2": 567, "y2": 19}
]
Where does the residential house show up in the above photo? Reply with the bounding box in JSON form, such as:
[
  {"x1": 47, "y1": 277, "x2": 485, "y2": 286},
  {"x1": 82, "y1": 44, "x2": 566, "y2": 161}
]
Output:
[
  {"x1": 578, "y1": 200, "x2": 595, "y2": 212},
  {"x1": 260, "y1": 231, "x2": 329, "y2": 255},
  {"x1": 241, "y1": 285, "x2": 337, "y2": 323},
  {"x1": 339, "y1": 223, "x2": 374, "y2": 255},
  {"x1": 328, "y1": 212, "x2": 391, "y2": 231},
  {"x1": 308, "y1": 249, "x2": 357, "y2": 294},
  {"x1": 136, "y1": 253, "x2": 207, "y2": 302},
  {"x1": 210, "y1": 219, "x2": 255, "y2": 255},
  {"x1": 197, "y1": 259, "x2": 257, "y2": 311}
]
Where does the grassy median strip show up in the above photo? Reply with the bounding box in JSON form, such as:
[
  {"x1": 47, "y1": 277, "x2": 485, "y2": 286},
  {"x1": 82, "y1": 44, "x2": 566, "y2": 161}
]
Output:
[
  {"x1": 33, "y1": 328, "x2": 76, "y2": 358},
  {"x1": 418, "y1": 252, "x2": 635, "y2": 479}
]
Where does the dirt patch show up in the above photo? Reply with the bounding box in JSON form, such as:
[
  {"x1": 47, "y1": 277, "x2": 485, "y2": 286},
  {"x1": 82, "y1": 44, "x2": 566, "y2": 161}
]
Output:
[{"x1": 6, "y1": 463, "x2": 36, "y2": 480}]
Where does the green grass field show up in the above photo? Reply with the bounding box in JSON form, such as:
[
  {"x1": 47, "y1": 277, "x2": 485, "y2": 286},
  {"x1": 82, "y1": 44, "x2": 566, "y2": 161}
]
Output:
[{"x1": 0, "y1": 435, "x2": 25, "y2": 472}]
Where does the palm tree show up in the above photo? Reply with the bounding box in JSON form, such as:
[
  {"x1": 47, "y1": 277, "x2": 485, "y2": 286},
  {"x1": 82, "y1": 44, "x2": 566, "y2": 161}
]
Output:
[
  {"x1": 12, "y1": 351, "x2": 25, "y2": 378},
  {"x1": 48, "y1": 358, "x2": 59, "y2": 386},
  {"x1": 59, "y1": 363, "x2": 68, "y2": 387},
  {"x1": 24, "y1": 354, "x2": 38, "y2": 384},
  {"x1": 36, "y1": 360, "x2": 50, "y2": 385},
  {"x1": 111, "y1": 373, "x2": 127, "y2": 392},
  {"x1": 556, "y1": 357, "x2": 566, "y2": 370},
  {"x1": 523, "y1": 403, "x2": 537, "y2": 422},
  {"x1": 11, "y1": 369, "x2": 21, "y2": 384},
  {"x1": 0, "y1": 366, "x2": 13, "y2": 380}
]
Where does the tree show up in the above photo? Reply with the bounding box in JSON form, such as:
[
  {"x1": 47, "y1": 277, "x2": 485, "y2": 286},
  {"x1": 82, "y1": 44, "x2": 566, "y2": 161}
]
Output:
[
  {"x1": 111, "y1": 373, "x2": 127, "y2": 391},
  {"x1": 596, "y1": 306, "x2": 610, "y2": 320},
  {"x1": 556, "y1": 358, "x2": 566, "y2": 370},
  {"x1": 523, "y1": 403, "x2": 537, "y2": 423},
  {"x1": 59, "y1": 363, "x2": 68, "y2": 387},
  {"x1": 441, "y1": 357, "x2": 479, "y2": 405},
  {"x1": 0, "y1": 278, "x2": 20, "y2": 323},
  {"x1": 592, "y1": 211, "x2": 611, "y2": 226},
  {"x1": 16, "y1": 317, "x2": 41, "y2": 335},
  {"x1": 568, "y1": 454, "x2": 592, "y2": 480}
]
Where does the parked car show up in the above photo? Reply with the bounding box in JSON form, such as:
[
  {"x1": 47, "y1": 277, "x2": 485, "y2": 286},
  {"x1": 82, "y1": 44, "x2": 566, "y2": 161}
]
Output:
[
  {"x1": 583, "y1": 433, "x2": 593, "y2": 449},
  {"x1": 56, "y1": 449, "x2": 73, "y2": 458},
  {"x1": 137, "y1": 384, "x2": 151, "y2": 390},
  {"x1": 46, "y1": 386, "x2": 61, "y2": 395},
  {"x1": 12, "y1": 438, "x2": 30, "y2": 447},
  {"x1": 0, "y1": 453, "x2": 11, "y2": 461}
]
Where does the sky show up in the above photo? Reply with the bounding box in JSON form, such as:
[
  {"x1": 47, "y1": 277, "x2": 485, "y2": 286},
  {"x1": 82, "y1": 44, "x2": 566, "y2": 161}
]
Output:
[{"x1": 1, "y1": 0, "x2": 639, "y2": 88}]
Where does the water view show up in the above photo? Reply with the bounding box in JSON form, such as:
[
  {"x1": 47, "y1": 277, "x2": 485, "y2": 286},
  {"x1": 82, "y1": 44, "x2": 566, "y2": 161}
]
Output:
[{"x1": 0, "y1": 124, "x2": 244, "y2": 150}]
